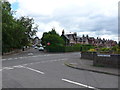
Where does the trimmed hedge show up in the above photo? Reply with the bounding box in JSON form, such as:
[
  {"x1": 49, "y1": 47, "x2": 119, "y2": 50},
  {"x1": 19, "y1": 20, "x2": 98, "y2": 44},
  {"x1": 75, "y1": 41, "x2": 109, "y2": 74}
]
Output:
[
  {"x1": 46, "y1": 44, "x2": 94, "y2": 52},
  {"x1": 46, "y1": 45, "x2": 65, "y2": 52}
]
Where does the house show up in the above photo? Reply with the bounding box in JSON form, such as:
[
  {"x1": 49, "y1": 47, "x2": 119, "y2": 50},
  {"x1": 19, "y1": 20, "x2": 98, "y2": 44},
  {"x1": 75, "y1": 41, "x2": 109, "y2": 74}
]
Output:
[
  {"x1": 33, "y1": 37, "x2": 41, "y2": 46},
  {"x1": 61, "y1": 30, "x2": 117, "y2": 47},
  {"x1": 61, "y1": 30, "x2": 77, "y2": 46}
]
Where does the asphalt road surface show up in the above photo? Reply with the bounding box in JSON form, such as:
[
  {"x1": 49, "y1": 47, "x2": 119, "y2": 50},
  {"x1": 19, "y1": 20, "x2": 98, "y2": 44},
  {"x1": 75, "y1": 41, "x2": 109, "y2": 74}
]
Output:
[{"x1": 2, "y1": 48, "x2": 119, "y2": 89}]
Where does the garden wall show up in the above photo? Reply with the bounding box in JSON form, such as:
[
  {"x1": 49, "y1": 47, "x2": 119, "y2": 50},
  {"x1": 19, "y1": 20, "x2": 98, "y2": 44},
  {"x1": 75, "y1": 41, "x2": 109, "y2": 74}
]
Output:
[
  {"x1": 81, "y1": 52, "x2": 119, "y2": 68},
  {"x1": 93, "y1": 54, "x2": 120, "y2": 68},
  {"x1": 80, "y1": 52, "x2": 97, "y2": 60}
]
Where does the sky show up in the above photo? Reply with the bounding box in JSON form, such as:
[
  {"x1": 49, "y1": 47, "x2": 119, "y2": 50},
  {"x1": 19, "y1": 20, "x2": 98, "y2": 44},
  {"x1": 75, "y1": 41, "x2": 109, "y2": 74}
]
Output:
[{"x1": 8, "y1": 0, "x2": 119, "y2": 42}]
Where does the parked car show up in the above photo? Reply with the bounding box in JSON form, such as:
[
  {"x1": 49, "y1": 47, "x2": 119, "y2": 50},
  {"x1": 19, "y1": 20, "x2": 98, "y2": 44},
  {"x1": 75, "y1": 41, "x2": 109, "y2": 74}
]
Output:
[
  {"x1": 34, "y1": 46, "x2": 38, "y2": 49},
  {"x1": 38, "y1": 47, "x2": 44, "y2": 51}
]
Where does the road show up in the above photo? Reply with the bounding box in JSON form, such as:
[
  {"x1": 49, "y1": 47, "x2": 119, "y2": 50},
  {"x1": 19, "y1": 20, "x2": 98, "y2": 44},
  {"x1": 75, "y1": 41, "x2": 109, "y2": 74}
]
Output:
[{"x1": 1, "y1": 48, "x2": 118, "y2": 89}]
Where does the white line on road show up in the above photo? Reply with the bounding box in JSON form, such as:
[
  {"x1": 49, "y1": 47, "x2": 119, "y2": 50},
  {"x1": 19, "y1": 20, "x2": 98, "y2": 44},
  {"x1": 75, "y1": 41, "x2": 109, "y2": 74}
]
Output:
[
  {"x1": 28, "y1": 53, "x2": 32, "y2": 55},
  {"x1": 2, "y1": 54, "x2": 63, "y2": 61},
  {"x1": 23, "y1": 66, "x2": 44, "y2": 74},
  {"x1": 31, "y1": 56, "x2": 38, "y2": 57},
  {"x1": 2, "y1": 67, "x2": 14, "y2": 70},
  {"x1": 7, "y1": 58, "x2": 12, "y2": 60},
  {"x1": 18, "y1": 57, "x2": 24, "y2": 59},
  {"x1": 2, "y1": 65, "x2": 44, "y2": 74},
  {"x1": 2, "y1": 58, "x2": 68, "y2": 71},
  {"x1": 2, "y1": 59, "x2": 7, "y2": 61},
  {"x1": 13, "y1": 65, "x2": 24, "y2": 68},
  {"x1": 62, "y1": 78, "x2": 100, "y2": 90},
  {"x1": 14, "y1": 58, "x2": 18, "y2": 59}
]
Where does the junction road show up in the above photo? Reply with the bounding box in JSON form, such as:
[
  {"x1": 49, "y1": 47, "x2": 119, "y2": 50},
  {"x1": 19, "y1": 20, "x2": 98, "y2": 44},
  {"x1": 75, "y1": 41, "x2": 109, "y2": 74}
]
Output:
[{"x1": 2, "y1": 48, "x2": 118, "y2": 88}]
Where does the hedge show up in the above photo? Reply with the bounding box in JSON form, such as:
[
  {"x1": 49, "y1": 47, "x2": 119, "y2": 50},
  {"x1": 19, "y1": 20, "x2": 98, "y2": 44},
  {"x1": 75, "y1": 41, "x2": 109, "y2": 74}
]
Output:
[{"x1": 46, "y1": 44, "x2": 94, "y2": 52}]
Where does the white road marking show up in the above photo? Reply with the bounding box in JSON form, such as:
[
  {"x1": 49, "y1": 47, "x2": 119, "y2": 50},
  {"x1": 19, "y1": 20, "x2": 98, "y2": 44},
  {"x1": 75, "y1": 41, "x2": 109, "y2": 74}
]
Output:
[
  {"x1": 2, "y1": 65, "x2": 45, "y2": 75},
  {"x1": 28, "y1": 53, "x2": 33, "y2": 56},
  {"x1": 13, "y1": 65, "x2": 24, "y2": 68},
  {"x1": 8, "y1": 58, "x2": 12, "y2": 60},
  {"x1": 2, "y1": 59, "x2": 7, "y2": 61},
  {"x1": 3, "y1": 67, "x2": 14, "y2": 70},
  {"x1": 2, "y1": 58, "x2": 68, "y2": 71},
  {"x1": 22, "y1": 64, "x2": 28, "y2": 66},
  {"x1": 19, "y1": 57, "x2": 24, "y2": 59},
  {"x1": 31, "y1": 56, "x2": 37, "y2": 57},
  {"x1": 23, "y1": 66, "x2": 44, "y2": 74},
  {"x1": 30, "y1": 63, "x2": 34, "y2": 65},
  {"x1": 2, "y1": 53, "x2": 63, "y2": 61},
  {"x1": 62, "y1": 78, "x2": 100, "y2": 90},
  {"x1": 14, "y1": 58, "x2": 18, "y2": 59}
]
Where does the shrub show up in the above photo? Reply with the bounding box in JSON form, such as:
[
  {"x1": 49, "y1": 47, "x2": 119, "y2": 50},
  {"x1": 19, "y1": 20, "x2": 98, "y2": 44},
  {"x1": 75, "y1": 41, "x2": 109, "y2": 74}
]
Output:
[
  {"x1": 46, "y1": 44, "x2": 95, "y2": 52},
  {"x1": 80, "y1": 44, "x2": 94, "y2": 52},
  {"x1": 100, "y1": 48, "x2": 111, "y2": 52},
  {"x1": 88, "y1": 49, "x2": 96, "y2": 52},
  {"x1": 46, "y1": 44, "x2": 65, "y2": 52},
  {"x1": 116, "y1": 48, "x2": 120, "y2": 54}
]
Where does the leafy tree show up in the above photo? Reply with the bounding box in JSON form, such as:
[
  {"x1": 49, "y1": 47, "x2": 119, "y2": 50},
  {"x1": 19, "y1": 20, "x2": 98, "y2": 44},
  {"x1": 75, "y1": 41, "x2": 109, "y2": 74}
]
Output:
[
  {"x1": 17, "y1": 16, "x2": 38, "y2": 46},
  {"x1": 41, "y1": 28, "x2": 65, "y2": 46},
  {"x1": 2, "y1": 0, "x2": 38, "y2": 53},
  {"x1": 118, "y1": 41, "x2": 120, "y2": 47},
  {"x1": 41, "y1": 29, "x2": 64, "y2": 46},
  {"x1": 2, "y1": 1, "x2": 14, "y2": 52}
]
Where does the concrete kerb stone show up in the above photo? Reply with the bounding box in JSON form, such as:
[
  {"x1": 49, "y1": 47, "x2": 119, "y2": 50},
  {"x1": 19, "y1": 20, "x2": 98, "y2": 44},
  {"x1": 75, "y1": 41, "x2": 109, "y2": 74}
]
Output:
[{"x1": 64, "y1": 62, "x2": 120, "y2": 76}]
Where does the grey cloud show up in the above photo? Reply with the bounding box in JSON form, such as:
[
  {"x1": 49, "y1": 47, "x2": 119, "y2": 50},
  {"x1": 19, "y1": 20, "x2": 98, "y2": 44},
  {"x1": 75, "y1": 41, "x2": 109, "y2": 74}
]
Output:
[{"x1": 28, "y1": 6, "x2": 118, "y2": 40}]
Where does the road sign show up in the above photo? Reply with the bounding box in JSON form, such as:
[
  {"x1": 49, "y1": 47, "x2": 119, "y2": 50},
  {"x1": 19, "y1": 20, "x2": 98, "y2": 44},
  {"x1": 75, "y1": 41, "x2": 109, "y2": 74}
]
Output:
[{"x1": 47, "y1": 42, "x2": 50, "y2": 46}]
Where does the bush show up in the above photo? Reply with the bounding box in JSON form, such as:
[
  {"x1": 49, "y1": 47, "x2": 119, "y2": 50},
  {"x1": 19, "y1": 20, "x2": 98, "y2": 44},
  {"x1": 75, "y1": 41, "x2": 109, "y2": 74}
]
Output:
[
  {"x1": 117, "y1": 49, "x2": 120, "y2": 54},
  {"x1": 88, "y1": 49, "x2": 96, "y2": 52},
  {"x1": 100, "y1": 48, "x2": 110, "y2": 52},
  {"x1": 80, "y1": 44, "x2": 94, "y2": 52},
  {"x1": 46, "y1": 45, "x2": 65, "y2": 52},
  {"x1": 98, "y1": 47, "x2": 112, "y2": 54},
  {"x1": 46, "y1": 44, "x2": 95, "y2": 52}
]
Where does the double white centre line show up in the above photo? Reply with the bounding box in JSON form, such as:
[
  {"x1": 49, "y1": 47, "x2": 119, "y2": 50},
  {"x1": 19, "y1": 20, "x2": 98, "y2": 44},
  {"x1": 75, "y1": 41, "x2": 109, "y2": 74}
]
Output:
[{"x1": 62, "y1": 78, "x2": 100, "y2": 90}]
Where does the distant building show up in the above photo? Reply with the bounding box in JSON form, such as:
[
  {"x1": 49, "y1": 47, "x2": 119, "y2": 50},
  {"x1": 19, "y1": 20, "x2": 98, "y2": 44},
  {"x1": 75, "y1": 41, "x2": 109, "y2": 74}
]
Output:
[
  {"x1": 61, "y1": 30, "x2": 77, "y2": 46},
  {"x1": 61, "y1": 30, "x2": 117, "y2": 47},
  {"x1": 33, "y1": 37, "x2": 41, "y2": 46}
]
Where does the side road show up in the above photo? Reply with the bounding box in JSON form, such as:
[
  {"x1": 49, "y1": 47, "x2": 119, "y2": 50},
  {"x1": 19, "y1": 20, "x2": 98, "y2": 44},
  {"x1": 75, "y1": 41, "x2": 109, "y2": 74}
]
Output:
[
  {"x1": 2, "y1": 48, "x2": 119, "y2": 76},
  {"x1": 64, "y1": 58, "x2": 119, "y2": 76},
  {"x1": 2, "y1": 48, "x2": 32, "y2": 59}
]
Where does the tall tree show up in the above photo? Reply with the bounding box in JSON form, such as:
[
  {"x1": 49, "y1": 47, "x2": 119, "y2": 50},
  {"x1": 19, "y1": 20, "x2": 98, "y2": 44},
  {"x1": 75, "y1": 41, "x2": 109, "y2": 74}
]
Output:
[
  {"x1": 41, "y1": 28, "x2": 64, "y2": 46},
  {"x1": 18, "y1": 16, "x2": 38, "y2": 46},
  {"x1": 2, "y1": 0, "x2": 38, "y2": 53}
]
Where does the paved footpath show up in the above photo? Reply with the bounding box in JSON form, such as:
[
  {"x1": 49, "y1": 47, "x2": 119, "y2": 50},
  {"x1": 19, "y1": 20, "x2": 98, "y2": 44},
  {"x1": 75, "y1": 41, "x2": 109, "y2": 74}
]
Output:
[{"x1": 64, "y1": 58, "x2": 119, "y2": 76}]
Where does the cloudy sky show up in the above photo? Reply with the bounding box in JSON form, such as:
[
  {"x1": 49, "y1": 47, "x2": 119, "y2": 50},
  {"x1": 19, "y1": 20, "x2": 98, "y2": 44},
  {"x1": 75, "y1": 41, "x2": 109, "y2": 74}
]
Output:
[{"x1": 8, "y1": 0, "x2": 119, "y2": 42}]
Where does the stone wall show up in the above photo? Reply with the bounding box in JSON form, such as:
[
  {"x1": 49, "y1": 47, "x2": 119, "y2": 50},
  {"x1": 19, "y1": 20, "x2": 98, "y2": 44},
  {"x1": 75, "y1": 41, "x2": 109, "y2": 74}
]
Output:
[
  {"x1": 81, "y1": 52, "x2": 97, "y2": 60},
  {"x1": 81, "y1": 52, "x2": 119, "y2": 68},
  {"x1": 93, "y1": 54, "x2": 119, "y2": 68}
]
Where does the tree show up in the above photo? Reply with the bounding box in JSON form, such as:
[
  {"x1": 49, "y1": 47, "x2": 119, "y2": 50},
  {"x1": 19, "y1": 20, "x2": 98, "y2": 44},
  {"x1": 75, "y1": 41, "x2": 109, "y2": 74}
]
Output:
[
  {"x1": 2, "y1": 1, "x2": 15, "y2": 52},
  {"x1": 17, "y1": 16, "x2": 38, "y2": 46},
  {"x1": 118, "y1": 41, "x2": 120, "y2": 47},
  {"x1": 41, "y1": 28, "x2": 65, "y2": 46},
  {"x1": 2, "y1": 0, "x2": 38, "y2": 53}
]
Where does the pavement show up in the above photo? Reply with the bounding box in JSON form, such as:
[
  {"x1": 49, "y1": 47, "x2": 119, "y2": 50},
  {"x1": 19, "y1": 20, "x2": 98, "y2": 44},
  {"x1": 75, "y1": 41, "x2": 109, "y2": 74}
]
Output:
[{"x1": 64, "y1": 58, "x2": 119, "y2": 76}]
